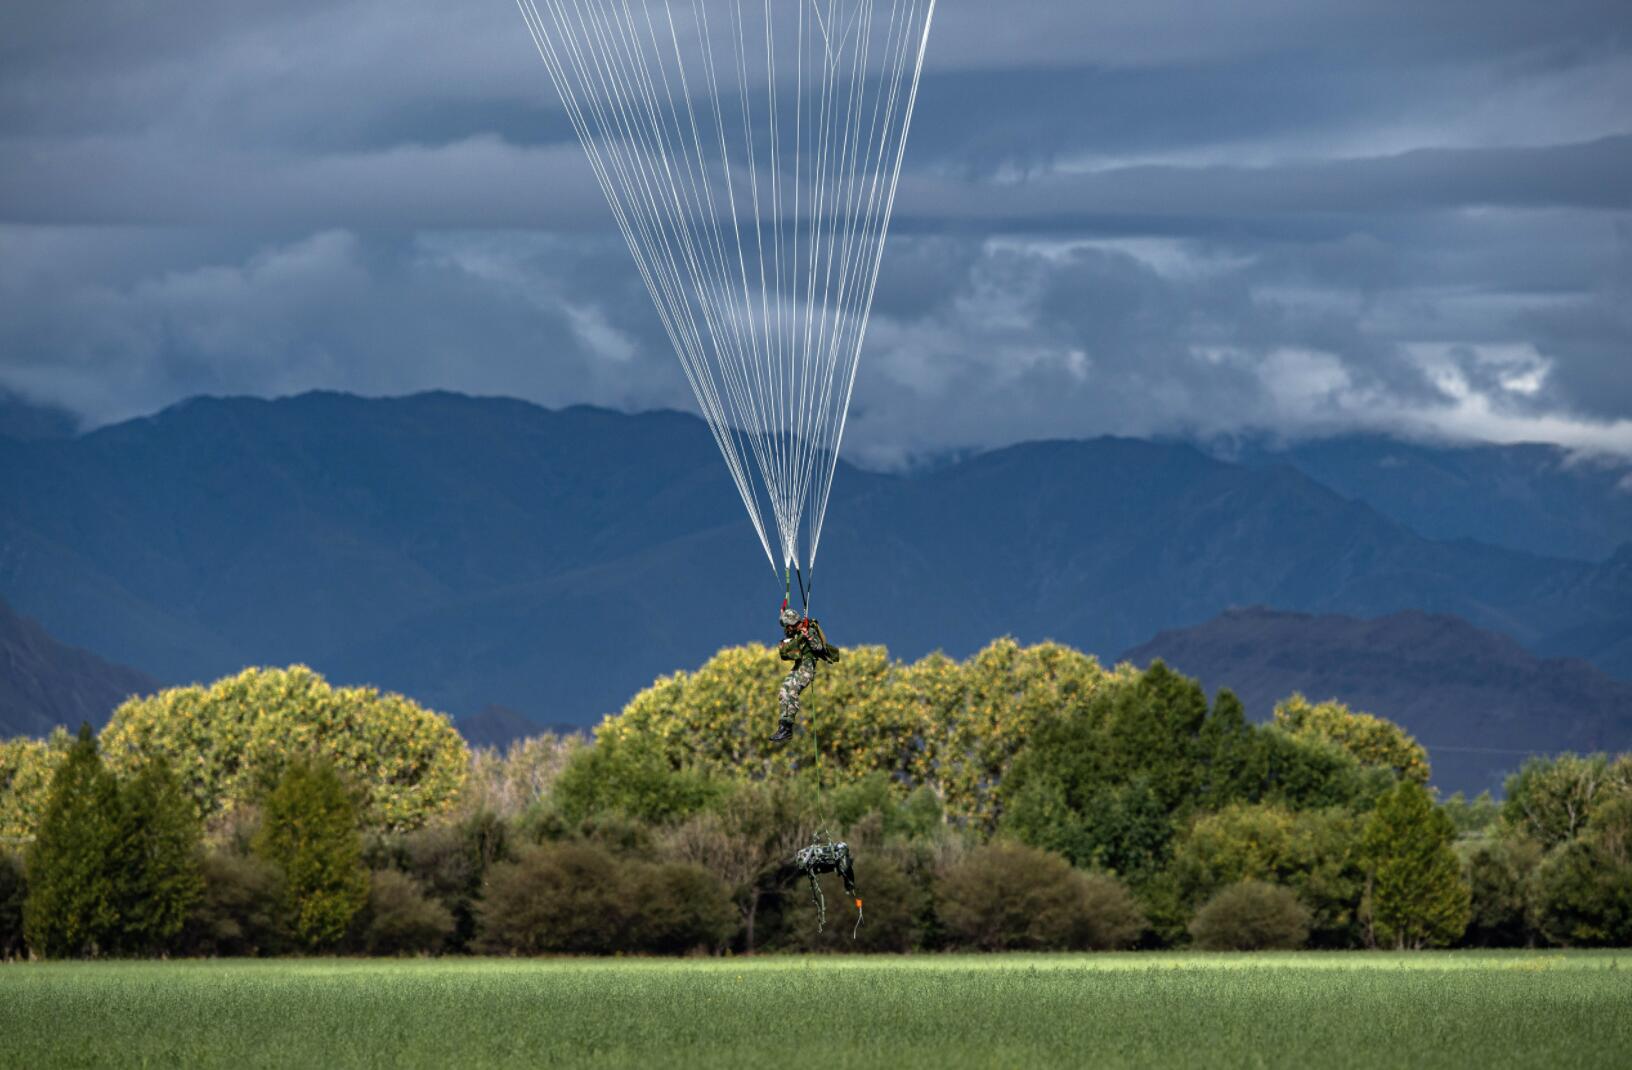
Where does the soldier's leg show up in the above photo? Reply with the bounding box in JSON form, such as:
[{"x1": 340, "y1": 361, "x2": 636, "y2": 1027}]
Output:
[{"x1": 777, "y1": 669, "x2": 801, "y2": 728}]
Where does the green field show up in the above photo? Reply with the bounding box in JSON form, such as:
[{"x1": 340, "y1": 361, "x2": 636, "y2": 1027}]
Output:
[{"x1": 2, "y1": 953, "x2": 1629, "y2": 1069}]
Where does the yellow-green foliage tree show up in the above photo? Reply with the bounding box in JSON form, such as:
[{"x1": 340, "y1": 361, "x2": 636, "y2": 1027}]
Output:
[
  {"x1": 925, "y1": 641, "x2": 1129, "y2": 828},
  {"x1": 0, "y1": 730, "x2": 70, "y2": 843},
  {"x1": 101, "y1": 666, "x2": 468, "y2": 831},
  {"x1": 596, "y1": 639, "x2": 1131, "y2": 827},
  {"x1": 1273, "y1": 695, "x2": 1430, "y2": 784},
  {"x1": 1166, "y1": 803, "x2": 1364, "y2": 945}
]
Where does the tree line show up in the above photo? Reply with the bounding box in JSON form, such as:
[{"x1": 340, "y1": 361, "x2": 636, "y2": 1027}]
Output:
[{"x1": 1, "y1": 644, "x2": 1629, "y2": 958}]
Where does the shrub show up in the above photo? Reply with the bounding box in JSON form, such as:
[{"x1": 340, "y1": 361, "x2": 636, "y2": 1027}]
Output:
[
  {"x1": 360, "y1": 870, "x2": 454, "y2": 956},
  {"x1": 1460, "y1": 836, "x2": 1542, "y2": 947},
  {"x1": 659, "y1": 777, "x2": 822, "y2": 954},
  {"x1": 776, "y1": 848, "x2": 925, "y2": 954},
  {"x1": 253, "y1": 759, "x2": 370, "y2": 951},
  {"x1": 1189, "y1": 880, "x2": 1312, "y2": 950},
  {"x1": 476, "y1": 843, "x2": 736, "y2": 956},
  {"x1": 623, "y1": 861, "x2": 737, "y2": 954},
  {"x1": 476, "y1": 842, "x2": 627, "y2": 954},
  {"x1": 1077, "y1": 871, "x2": 1146, "y2": 950},
  {"x1": 935, "y1": 842, "x2": 1142, "y2": 951},
  {"x1": 0, "y1": 851, "x2": 25, "y2": 958},
  {"x1": 178, "y1": 851, "x2": 289, "y2": 956},
  {"x1": 395, "y1": 810, "x2": 513, "y2": 951}
]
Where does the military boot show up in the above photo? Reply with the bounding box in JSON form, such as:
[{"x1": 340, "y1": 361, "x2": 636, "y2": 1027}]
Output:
[{"x1": 769, "y1": 720, "x2": 795, "y2": 743}]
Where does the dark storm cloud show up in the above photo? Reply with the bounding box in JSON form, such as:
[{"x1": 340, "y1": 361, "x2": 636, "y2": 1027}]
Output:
[{"x1": 1, "y1": 0, "x2": 1629, "y2": 457}]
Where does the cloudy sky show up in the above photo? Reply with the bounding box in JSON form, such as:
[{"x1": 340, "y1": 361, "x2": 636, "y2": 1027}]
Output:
[{"x1": 2, "y1": 0, "x2": 1629, "y2": 465}]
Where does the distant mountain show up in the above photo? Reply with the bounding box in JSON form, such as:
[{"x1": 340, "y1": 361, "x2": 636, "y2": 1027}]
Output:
[
  {"x1": 1121, "y1": 607, "x2": 1632, "y2": 796},
  {"x1": 0, "y1": 596, "x2": 158, "y2": 738},
  {"x1": 457, "y1": 705, "x2": 546, "y2": 750},
  {"x1": 1229, "y1": 435, "x2": 1632, "y2": 562},
  {"x1": 0, "y1": 391, "x2": 1626, "y2": 733},
  {"x1": 1533, "y1": 544, "x2": 1632, "y2": 681},
  {"x1": 0, "y1": 390, "x2": 76, "y2": 442}
]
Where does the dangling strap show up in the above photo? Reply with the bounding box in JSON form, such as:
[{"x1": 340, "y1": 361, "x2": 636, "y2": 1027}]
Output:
[{"x1": 808, "y1": 870, "x2": 827, "y2": 933}]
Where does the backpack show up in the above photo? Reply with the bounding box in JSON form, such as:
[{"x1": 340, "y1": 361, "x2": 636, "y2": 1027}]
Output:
[{"x1": 807, "y1": 619, "x2": 841, "y2": 663}]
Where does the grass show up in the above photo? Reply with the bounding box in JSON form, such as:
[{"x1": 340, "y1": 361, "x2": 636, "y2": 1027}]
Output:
[{"x1": 2, "y1": 952, "x2": 1630, "y2": 1069}]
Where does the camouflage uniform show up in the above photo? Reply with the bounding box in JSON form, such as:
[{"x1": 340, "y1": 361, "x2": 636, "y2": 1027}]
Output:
[
  {"x1": 777, "y1": 631, "x2": 820, "y2": 732},
  {"x1": 775, "y1": 611, "x2": 837, "y2": 733}
]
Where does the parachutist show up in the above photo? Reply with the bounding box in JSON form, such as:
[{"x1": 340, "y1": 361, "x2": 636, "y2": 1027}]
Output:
[{"x1": 770, "y1": 605, "x2": 840, "y2": 742}]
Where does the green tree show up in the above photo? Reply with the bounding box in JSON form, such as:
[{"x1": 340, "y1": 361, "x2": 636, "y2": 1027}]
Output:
[
  {"x1": 1165, "y1": 803, "x2": 1364, "y2": 947},
  {"x1": 23, "y1": 725, "x2": 121, "y2": 957},
  {"x1": 1502, "y1": 754, "x2": 1632, "y2": 849},
  {"x1": 925, "y1": 641, "x2": 1125, "y2": 830},
  {"x1": 1273, "y1": 695, "x2": 1430, "y2": 784},
  {"x1": 1531, "y1": 794, "x2": 1632, "y2": 947},
  {"x1": 102, "y1": 666, "x2": 468, "y2": 831},
  {"x1": 1247, "y1": 726, "x2": 1392, "y2": 812},
  {"x1": 1002, "y1": 663, "x2": 1245, "y2": 881},
  {"x1": 1460, "y1": 835, "x2": 1542, "y2": 947},
  {"x1": 1360, "y1": 781, "x2": 1471, "y2": 948},
  {"x1": 0, "y1": 851, "x2": 24, "y2": 958},
  {"x1": 1441, "y1": 791, "x2": 1502, "y2": 837},
  {"x1": 254, "y1": 758, "x2": 370, "y2": 951},
  {"x1": 110, "y1": 756, "x2": 203, "y2": 955},
  {"x1": 549, "y1": 733, "x2": 722, "y2": 826}
]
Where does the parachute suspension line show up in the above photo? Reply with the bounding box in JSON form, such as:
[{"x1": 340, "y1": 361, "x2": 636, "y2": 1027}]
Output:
[
  {"x1": 811, "y1": 0, "x2": 936, "y2": 571},
  {"x1": 793, "y1": 563, "x2": 810, "y2": 615},
  {"x1": 518, "y1": 0, "x2": 774, "y2": 569},
  {"x1": 516, "y1": 0, "x2": 937, "y2": 577}
]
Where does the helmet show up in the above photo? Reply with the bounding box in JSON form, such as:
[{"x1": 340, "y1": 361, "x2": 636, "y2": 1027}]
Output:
[{"x1": 779, "y1": 607, "x2": 801, "y2": 627}]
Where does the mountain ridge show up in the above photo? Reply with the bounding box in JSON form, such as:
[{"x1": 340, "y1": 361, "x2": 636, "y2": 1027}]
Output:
[
  {"x1": 1, "y1": 391, "x2": 1626, "y2": 736},
  {"x1": 1120, "y1": 606, "x2": 1632, "y2": 795},
  {"x1": 0, "y1": 596, "x2": 158, "y2": 737}
]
